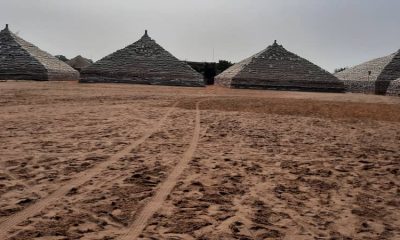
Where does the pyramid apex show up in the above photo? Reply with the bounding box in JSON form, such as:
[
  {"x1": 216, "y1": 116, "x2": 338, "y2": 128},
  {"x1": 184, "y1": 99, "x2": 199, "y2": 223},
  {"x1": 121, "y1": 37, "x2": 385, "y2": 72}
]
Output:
[
  {"x1": 5, "y1": 24, "x2": 9, "y2": 30},
  {"x1": 273, "y1": 40, "x2": 278, "y2": 46},
  {"x1": 141, "y1": 30, "x2": 151, "y2": 40}
]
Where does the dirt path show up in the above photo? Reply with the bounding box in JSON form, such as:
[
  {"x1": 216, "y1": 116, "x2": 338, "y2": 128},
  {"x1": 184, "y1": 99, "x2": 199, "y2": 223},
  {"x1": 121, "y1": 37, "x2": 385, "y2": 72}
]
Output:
[
  {"x1": 118, "y1": 101, "x2": 202, "y2": 240},
  {"x1": 0, "y1": 102, "x2": 179, "y2": 240}
]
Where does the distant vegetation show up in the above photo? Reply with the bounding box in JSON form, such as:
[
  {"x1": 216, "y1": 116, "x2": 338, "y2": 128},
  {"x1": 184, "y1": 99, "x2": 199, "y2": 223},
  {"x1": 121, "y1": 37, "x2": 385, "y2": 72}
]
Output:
[
  {"x1": 55, "y1": 55, "x2": 69, "y2": 62},
  {"x1": 334, "y1": 67, "x2": 348, "y2": 74},
  {"x1": 217, "y1": 60, "x2": 233, "y2": 73},
  {"x1": 186, "y1": 60, "x2": 234, "y2": 85}
]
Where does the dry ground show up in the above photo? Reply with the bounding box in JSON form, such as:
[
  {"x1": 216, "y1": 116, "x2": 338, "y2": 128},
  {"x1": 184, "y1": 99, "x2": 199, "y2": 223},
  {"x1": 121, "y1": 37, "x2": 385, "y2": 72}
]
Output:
[{"x1": 0, "y1": 81, "x2": 399, "y2": 240}]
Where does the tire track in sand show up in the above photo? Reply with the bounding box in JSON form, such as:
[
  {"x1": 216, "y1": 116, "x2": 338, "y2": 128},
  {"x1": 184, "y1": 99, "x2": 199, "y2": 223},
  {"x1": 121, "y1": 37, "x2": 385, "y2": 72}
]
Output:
[
  {"x1": 118, "y1": 101, "x2": 202, "y2": 240},
  {"x1": 0, "y1": 101, "x2": 179, "y2": 240}
]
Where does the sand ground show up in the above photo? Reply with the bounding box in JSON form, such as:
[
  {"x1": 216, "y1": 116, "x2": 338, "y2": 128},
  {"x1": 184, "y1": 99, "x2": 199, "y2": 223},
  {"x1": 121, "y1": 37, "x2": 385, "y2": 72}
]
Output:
[{"x1": 0, "y1": 81, "x2": 399, "y2": 240}]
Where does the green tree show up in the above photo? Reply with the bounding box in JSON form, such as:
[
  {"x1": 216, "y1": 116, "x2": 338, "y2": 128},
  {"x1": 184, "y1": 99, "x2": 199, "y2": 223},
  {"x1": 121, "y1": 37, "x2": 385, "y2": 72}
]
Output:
[
  {"x1": 55, "y1": 55, "x2": 69, "y2": 62},
  {"x1": 217, "y1": 60, "x2": 233, "y2": 72},
  {"x1": 334, "y1": 67, "x2": 348, "y2": 74}
]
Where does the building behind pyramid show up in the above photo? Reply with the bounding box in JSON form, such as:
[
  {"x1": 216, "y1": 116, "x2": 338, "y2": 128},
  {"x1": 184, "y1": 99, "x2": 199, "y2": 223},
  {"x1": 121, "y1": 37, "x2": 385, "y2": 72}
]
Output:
[
  {"x1": 215, "y1": 41, "x2": 344, "y2": 92},
  {"x1": 81, "y1": 31, "x2": 204, "y2": 87},
  {"x1": 335, "y1": 50, "x2": 400, "y2": 95},
  {"x1": 0, "y1": 24, "x2": 79, "y2": 81}
]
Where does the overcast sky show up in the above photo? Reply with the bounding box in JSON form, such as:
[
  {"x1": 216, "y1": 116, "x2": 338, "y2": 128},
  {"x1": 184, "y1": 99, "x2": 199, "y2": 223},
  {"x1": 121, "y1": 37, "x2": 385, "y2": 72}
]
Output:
[{"x1": 1, "y1": 0, "x2": 400, "y2": 72}]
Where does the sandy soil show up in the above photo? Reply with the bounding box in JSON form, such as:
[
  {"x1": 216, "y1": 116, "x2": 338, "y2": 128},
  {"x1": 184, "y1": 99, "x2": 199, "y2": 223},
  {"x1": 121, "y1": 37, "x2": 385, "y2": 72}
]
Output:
[{"x1": 0, "y1": 81, "x2": 399, "y2": 240}]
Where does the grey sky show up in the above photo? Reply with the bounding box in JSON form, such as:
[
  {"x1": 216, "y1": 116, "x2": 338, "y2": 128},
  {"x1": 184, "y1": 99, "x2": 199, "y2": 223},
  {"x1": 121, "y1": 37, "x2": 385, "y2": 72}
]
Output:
[{"x1": 1, "y1": 0, "x2": 400, "y2": 72}]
